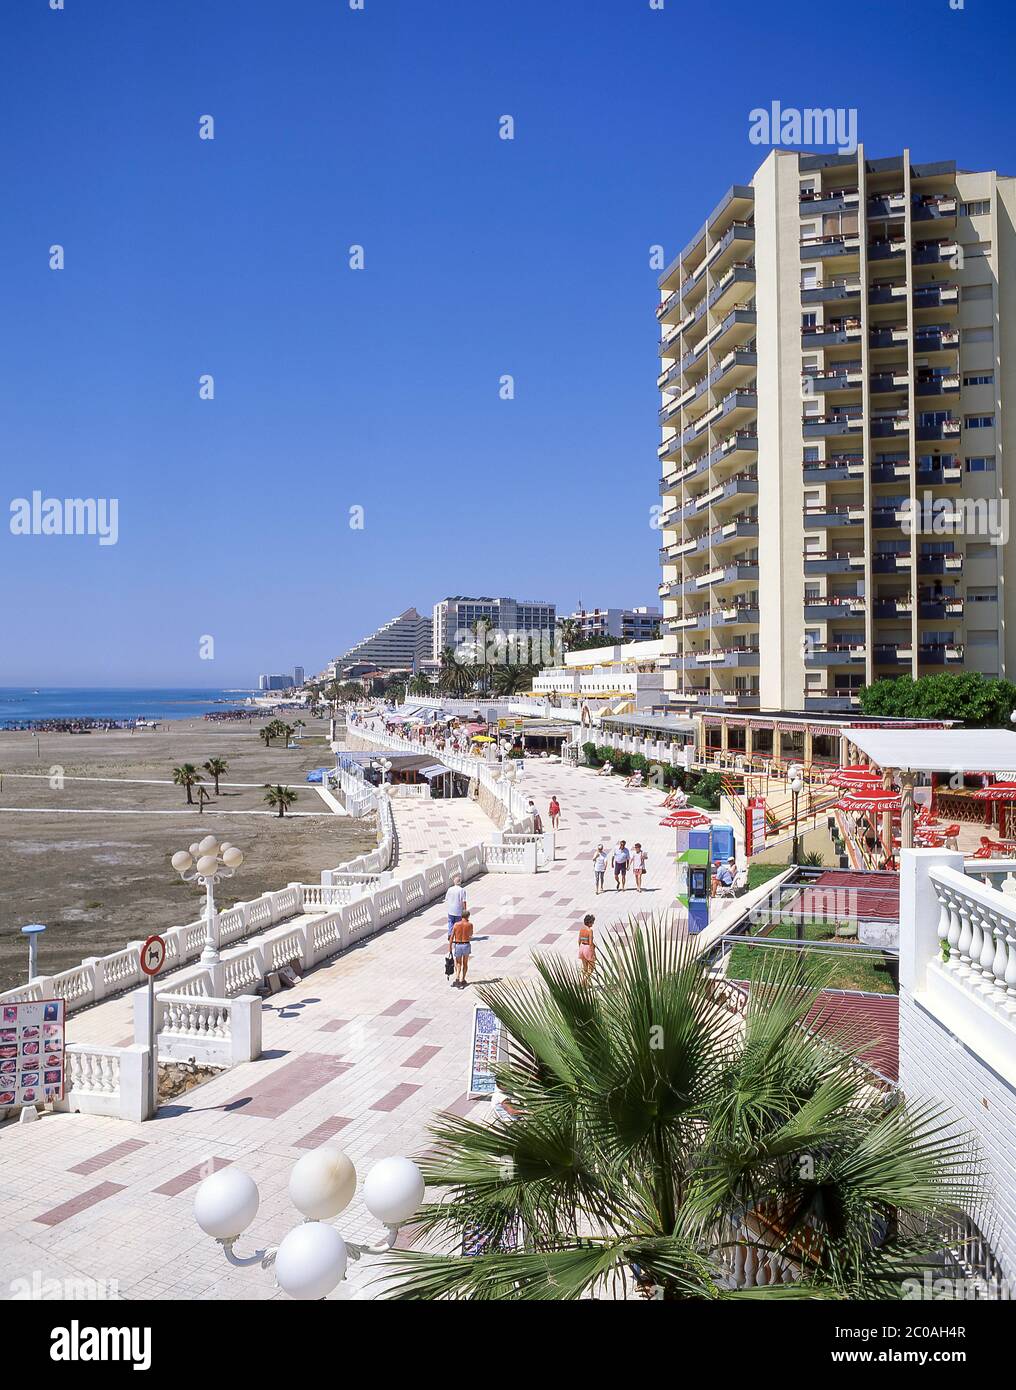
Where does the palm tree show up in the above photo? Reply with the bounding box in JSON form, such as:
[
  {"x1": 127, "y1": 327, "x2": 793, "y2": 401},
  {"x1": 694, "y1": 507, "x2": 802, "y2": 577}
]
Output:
[
  {"x1": 408, "y1": 674, "x2": 432, "y2": 697},
  {"x1": 438, "y1": 645, "x2": 474, "y2": 697},
  {"x1": 382, "y1": 923, "x2": 979, "y2": 1301},
  {"x1": 263, "y1": 783, "x2": 298, "y2": 817},
  {"x1": 491, "y1": 664, "x2": 537, "y2": 697},
  {"x1": 203, "y1": 757, "x2": 228, "y2": 795},
  {"x1": 172, "y1": 763, "x2": 201, "y2": 806},
  {"x1": 556, "y1": 616, "x2": 580, "y2": 655}
]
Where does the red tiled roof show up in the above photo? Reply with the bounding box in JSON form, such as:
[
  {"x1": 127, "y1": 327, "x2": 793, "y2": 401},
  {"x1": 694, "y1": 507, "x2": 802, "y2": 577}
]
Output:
[{"x1": 805, "y1": 988, "x2": 899, "y2": 1082}]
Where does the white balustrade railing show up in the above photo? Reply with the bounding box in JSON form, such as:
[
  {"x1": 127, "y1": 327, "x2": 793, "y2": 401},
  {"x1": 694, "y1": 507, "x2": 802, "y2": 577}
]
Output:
[{"x1": 930, "y1": 865, "x2": 1016, "y2": 1018}]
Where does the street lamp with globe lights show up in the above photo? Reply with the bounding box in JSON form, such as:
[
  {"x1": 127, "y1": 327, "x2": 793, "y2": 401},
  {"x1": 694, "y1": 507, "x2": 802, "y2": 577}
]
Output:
[
  {"x1": 170, "y1": 836, "x2": 243, "y2": 993},
  {"x1": 788, "y1": 771, "x2": 804, "y2": 866},
  {"x1": 193, "y1": 1147, "x2": 425, "y2": 1299}
]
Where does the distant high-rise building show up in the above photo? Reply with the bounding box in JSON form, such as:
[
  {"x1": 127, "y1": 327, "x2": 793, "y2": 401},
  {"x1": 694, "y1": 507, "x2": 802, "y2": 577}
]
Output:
[
  {"x1": 431, "y1": 596, "x2": 557, "y2": 662},
  {"x1": 258, "y1": 674, "x2": 291, "y2": 691},
  {"x1": 333, "y1": 608, "x2": 433, "y2": 674},
  {"x1": 293, "y1": 666, "x2": 305, "y2": 687},
  {"x1": 565, "y1": 606, "x2": 661, "y2": 643},
  {"x1": 658, "y1": 147, "x2": 1016, "y2": 713}
]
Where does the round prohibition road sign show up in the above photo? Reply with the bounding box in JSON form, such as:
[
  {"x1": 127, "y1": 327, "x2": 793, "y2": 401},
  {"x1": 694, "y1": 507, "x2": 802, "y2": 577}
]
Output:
[{"x1": 140, "y1": 935, "x2": 167, "y2": 976}]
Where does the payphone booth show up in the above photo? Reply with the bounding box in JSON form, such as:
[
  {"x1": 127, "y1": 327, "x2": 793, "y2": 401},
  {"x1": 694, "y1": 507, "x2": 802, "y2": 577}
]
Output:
[{"x1": 687, "y1": 864, "x2": 710, "y2": 934}]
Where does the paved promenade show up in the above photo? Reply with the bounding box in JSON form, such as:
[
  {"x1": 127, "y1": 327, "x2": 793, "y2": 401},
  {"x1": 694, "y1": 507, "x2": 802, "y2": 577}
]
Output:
[{"x1": 0, "y1": 754, "x2": 711, "y2": 1301}]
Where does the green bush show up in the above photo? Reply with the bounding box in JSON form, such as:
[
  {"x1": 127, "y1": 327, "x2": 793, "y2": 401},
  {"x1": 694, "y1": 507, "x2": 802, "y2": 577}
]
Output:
[
  {"x1": 629, "y1": 753, "x2": 648, "y2": 774},
  {"x1": 690, "y1": 771, "x2": 723, "y2": 808},
  {"x1": 582, "y1": 742, "x2": 602, "y2": 767}
]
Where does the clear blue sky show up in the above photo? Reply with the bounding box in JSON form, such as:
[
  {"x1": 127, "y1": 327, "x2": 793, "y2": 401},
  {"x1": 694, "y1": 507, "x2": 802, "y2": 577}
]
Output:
[{"x1": 1, "y1": 0, "x2": 1013, "y2": 685}]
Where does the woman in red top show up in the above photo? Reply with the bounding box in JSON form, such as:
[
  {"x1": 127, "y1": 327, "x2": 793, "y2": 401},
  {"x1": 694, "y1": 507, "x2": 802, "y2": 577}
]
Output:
[
  {"x1": 577, "y1": 913, "x2": 595, "y2": 985},
  {"x1": 548, "y1": 796, "x2": 561, "y2": 830}
]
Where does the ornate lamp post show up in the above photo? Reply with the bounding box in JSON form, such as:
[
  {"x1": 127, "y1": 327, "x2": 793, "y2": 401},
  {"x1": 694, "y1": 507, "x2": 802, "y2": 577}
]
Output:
[
  {"x1": 170, "y1": 836, "x2": 243, "y2": 995},
  {"x1": 193, "y1": 1147, "x2": 425, "y2": 1299}
]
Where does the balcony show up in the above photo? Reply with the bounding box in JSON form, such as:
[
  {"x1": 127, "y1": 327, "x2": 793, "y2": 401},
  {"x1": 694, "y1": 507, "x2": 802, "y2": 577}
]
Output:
[
  {"x1": 868, "y1": 324, "x2": 909, "y2": 349},
  {"x1": 914, "y1": 283, "x2": 960, "y2": 311},
  {"x1": 915, "y1": 370, "x2": 961, "y2": 398},
  {"x1": 911, "y1": 194, "x2": 958, "y2": 224},
  {"x1": 913, "y1": 238, "x2": 960, "y2": 266},
  {"x1": 918, "y1": 597, "x2": 965, "y2": 620},
  {"x1": 914, "y1": 325, "x2": 960, "y2": 354},
  {"x1": 803, "y1": 411, "x2": 864, "y2": 439},
  {"x1": 803, "y1": 597, "x2": 866, "y2": 621},
  {"x1": 871, "y1": 597, "x2": 914, "y2": 619},
  {"x1": 873, "y1": 644, "x2": 911, "y2": 666},
  {"x1": 697, "y1": 604, "x2": 760, "y2": 629},
  {"x1": 805, "y1": 364, "x2": 864, "y2": 393},
  {"x1": 917, "y1": 551, "x2": 963, "y2": 576},
  {"x1": 708, "y1": 221, "x2": 755, "y2": 278},
  {"x1": 916, "y1": 416, "x2": 961, "y2": 441},
  {"x1": 804, "y1": 643, "x2": 867, "y2": 666},
  {"x1": 801, "y1": 187, "x2": 860, "y2": 215},
  {"x1": 867, "y1": 280, "x2": 908, "y2": 307},
  {"x1": 869, "y1": 368, "x2": 910, "y2": 395},
  {"x1": 872, "y1": 552, "x2": 911, "y2": 574},
  {"x1": 870, "y1": 412, "x2": 910, "y2": 439},
  {"x1": 800, "y1": 232, "x2": 861, "y2": 261},
  {"x1": 804, "y1": 550, "x2": 865, "y2": 575},
  {"x1": 865, "y1": 192, "x2": 907, "y2": 220},
  {"x1": 803, "y1": 504, "x2": 864, "y2": 528},
  {"x1": 802, "y1": 276, "x2": 862, "y2": 307},
  {"x1": 802, "y1": 454, "x2": 864, "y2": 483},
  {"x1": 917, "y1": 641, "x2": 965, "y2": 664},
  {"x1": 679, "y1": 647, "x2": 760, "y2": 670},
  {"x1": 695, "y1": 562, "x2": 760, "y2": 591},
  {"x1": 802, "y1": 319, "x2": 862, "y2": 348},
  {"x1": 867, "y1": 237, "x2": 907, "y2": 263},
  {"x1": 707, "y1": 261, "x2": 756, "y2": 316},
  {"x1": 804, "y1": 694, "x2": 860, "y2": 712}
]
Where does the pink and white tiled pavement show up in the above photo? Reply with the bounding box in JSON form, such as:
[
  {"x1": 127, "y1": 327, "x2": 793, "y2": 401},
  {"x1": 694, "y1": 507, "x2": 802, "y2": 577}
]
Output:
[{"x1": 0, "y1": 761, "x2": 697, "y2": 1300}]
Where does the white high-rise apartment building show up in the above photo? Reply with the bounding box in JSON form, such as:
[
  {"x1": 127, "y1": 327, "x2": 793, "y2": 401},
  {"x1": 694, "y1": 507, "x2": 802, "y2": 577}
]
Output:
[
  {"x1": 431, "y1": 596, "x2": 556, "y2": 662},
  {"x1": 657, "y1": 148, "x2": 1015, "y2": 713}
]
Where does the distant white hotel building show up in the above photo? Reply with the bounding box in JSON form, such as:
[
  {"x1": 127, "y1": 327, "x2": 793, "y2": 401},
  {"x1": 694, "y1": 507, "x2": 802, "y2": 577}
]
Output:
[
  {"x1": 258, "y1": 673, "x2": 293, "y2": 691},
  {"x1": 531, "y1": 637, "x2": 666, "y2": 711},
  {"x1": 432, "y1": 596, "x2": 556, "y2": 662},
  {"x1": 331, "y1": 607, "x2": 433, "y2": 675},
  {"x1": 564, "y1": 605, "x2": 661, "y2": 643}
]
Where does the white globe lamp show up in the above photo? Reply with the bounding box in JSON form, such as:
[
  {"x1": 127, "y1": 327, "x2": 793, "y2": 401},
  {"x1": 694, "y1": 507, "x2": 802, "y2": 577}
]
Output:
[
  {"x1": 288, "y1": 1146, "x2": 357, "y2": 1220},
  {"x1": 274, "y1": 1223, "x2": 347, "y2": 1300},
  {"x1": 193, "y1": 1168, "x2": 260, "y2": 1241},
  {"x1": 362, "y1": 1156, "x2": 425, "y2": 1227}
]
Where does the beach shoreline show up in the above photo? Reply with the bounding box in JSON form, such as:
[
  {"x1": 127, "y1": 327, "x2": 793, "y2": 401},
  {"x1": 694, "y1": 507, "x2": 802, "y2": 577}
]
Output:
[{"x1": 0, "y1": 715, "x2": 373, "y2": 991}]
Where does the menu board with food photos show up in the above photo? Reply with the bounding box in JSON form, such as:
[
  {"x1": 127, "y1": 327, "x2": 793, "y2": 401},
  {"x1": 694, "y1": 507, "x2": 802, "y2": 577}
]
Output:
[{"x1": 0, "y1": 999, "x2": 65, "y2": 1109}]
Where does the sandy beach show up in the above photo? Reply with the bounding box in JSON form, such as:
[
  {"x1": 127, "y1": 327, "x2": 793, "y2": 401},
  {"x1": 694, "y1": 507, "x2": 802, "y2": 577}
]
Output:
[{"x1": 0, "y1": 715, "x2": 374, "y2": 991}]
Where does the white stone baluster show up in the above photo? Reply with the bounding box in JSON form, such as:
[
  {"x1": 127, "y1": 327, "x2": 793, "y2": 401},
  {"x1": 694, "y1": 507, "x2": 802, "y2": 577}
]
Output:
[{"x1": 956, "y1": 900, "x2": 974, "y2": 974}]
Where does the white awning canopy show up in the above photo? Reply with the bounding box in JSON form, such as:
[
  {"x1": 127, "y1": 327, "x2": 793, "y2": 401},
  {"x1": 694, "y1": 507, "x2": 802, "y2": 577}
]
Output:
[{"x1": 847, "y1": 727, "x2": 1016, "y2": 775}]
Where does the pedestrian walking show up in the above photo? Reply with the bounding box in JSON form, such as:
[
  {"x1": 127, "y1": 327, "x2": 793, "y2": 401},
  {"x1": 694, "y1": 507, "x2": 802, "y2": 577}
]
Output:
[
  {"x1": 548, "y1": 795, "x2": 561, "y2": 830},
  {"x1": 613, "y1": 840, "x2": 630, "y2": 891},
  {"x1": 445, "y1": 872, "x2": 467, "y2": 939},
  {"x1": 631, "y1": 843, "x2": 648, "y2": 892},
  {"x1": 577, "y1": 913, "x2": 596, "y2": 985},
  {"x1": 450, "y1": 908, "x2": 474, "y2": 988},
  {"x1": 528, "y1": 798, "x2": 544, "y2": 833},
  {"x1": 592, "y1": 844, "x2": 607, "y2": 894}
]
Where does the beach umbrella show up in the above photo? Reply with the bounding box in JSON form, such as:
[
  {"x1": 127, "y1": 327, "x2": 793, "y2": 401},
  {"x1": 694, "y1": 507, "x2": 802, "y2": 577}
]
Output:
[
  {"x1": 837, "y1": 789, "x2": 902, "y2": 814},
  {"x1": 825, "y1": 767, "x2": 884, "y2": 788},
  {"x1": 972, "y1": 782, "x2": 1016, "y2": 801},
  {"x1": 659, "y1": 809, "x2": 711, "y2": 829}
]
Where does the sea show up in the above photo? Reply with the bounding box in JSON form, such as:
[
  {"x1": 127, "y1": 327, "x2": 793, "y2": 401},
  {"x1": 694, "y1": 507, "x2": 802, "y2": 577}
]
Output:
[{"x1": 0, "y1": 688, "x2": 257, "y2": 727}]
